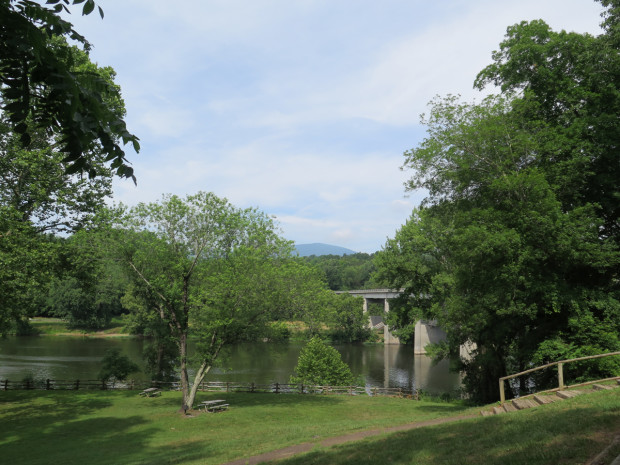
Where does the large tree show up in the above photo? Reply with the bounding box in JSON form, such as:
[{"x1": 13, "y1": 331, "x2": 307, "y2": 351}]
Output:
[
  {"x1": 376, "y1": 1, "x2": 620, "y2": 403},
  {"x1": 112, "y1": 192, "x2": 305, "y2": 410},
  {"x1": 0, "y1": 36, "x2": 131, "y2": 334}
]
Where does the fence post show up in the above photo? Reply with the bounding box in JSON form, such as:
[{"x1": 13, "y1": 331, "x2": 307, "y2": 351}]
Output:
[
  {"x1": 226, "y1": 382, "x2": 230, "y2": 393},
  {"x1": 558, "y1": 362, "x2": 564, "y2": 389},
  {"x1": 301, "y1": 384, "x2": 304, "y2": 394},
  {"x1": 101, "y1": 379, "x2": 106, "y2": 390},
  {"x1": 251, "y1": 382, "x2": 255, "y2": 393},
  {"x1": 275, "y1": 382, "x2": 280, "y2": 394},
  {"x1": 499, "y1": 378, "x2": 505, "y2": 404},
  {"x1": 75, "y1": 379, "x2": 80, "y2": 390},
  {"x1": 46, "y1": 379, "x2": 51, "y2": 390},
  {"x1": 3, "y1": 379, "x2": 7, "y2": 391}
]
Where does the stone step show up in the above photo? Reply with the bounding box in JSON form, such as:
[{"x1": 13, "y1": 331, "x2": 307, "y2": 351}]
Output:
[
  {"x1": 533, "y1": 394, "x2": 558, "y2": 405},
  {"x1": 480, "y1": 410, "x2": 493, "y2": 417},
  {"x1": 512, "y1": 398, "x2": 539, "y2": 410},
  {"x1": 592, "y1": 384, "x2": 614, "y2": 391},
  {"x1": 492, "y1": 406, "x2": 505, "y2": 415},
  {"x1": 502, "y1": 402, "x2": 518, "y2": 413},
  {"x1": 556, "y1": 390, "x2": 583, "y2": 399}
]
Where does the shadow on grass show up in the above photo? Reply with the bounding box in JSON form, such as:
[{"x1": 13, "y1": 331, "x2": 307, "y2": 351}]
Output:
[
  {"x1": 268, "y1": 403, "x2": 620, "y2": 465},
  {"x1": 0, "y1": 390, "x2": 113, "y2": 424},
  {"x1": 193, "y1": 391, "x2": 350, "y2": 409},
  {"x1": 0, "y1": 391, "x2": 231, "y2": 465}
]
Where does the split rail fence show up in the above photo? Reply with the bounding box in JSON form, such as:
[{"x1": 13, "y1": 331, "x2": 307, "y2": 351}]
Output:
[
  {"x1": 0, "y1": 378, "x2": 415, "y2": 397},
  {"x1": 499, "y1": 351, "x2": 620, "y2": 403}
]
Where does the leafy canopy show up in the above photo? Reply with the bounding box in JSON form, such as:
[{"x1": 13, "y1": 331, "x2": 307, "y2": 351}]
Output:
[{"x1": 0, "y1": 0, "x2": 139, "y2": 181}]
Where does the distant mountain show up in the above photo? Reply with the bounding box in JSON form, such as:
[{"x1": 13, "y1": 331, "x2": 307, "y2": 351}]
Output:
[{"x1": 294, "y1": 243, "x2": 357, "y2": 257}]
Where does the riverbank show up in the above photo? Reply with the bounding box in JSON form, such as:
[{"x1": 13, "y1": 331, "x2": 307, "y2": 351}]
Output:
[
  {"x1": 0, "y1": 388, "x2": 618, "y2": 464},
  {"x1": 26, "y1": 317, "x2": 131, "y2": 337}
]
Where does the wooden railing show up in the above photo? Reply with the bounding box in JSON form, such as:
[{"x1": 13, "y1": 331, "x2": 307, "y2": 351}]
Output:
[
  {"x1": 499, "y1": 351, "x2": 620, "y2": 403},
  {"x1": 0, "y1": 378, "x2": 415, "y2": 397}
]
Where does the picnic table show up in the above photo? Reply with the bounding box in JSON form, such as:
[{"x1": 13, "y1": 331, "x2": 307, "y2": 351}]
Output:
[
  {"x1": 198, "y1": 399, "x2": 229, "y2": 412},
  {"x1": 139, "y1": 387, "x2": 162, "y2": 397}
]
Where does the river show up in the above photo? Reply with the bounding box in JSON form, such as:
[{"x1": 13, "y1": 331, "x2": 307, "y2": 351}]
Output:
[{"x1": 0, "y1": 336, "x2": 461, "y2": 394}]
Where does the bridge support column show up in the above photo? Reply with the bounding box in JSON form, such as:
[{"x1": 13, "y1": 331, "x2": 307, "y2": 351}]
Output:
[
  {"x1": 414, "y1": 320, "x2": 446, "y2": 354},
  {"x1": 363, "y1": 298, "x2": 372, "y2": 329},
  {"x1": 383, "y1": 299, "x2": 400, "y2": 344}
]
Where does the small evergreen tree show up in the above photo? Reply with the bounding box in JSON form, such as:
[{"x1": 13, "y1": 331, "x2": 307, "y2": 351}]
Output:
[{"x1": 290, "y1": 337, "x2": 355, "y2": 386}]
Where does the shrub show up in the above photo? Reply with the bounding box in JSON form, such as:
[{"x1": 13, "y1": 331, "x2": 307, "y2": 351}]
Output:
[
  {"x1": 98, "y1": 349, "x2": 139, "y2": 383},
  {"x1": 290, "y1": 336, "x2": 355, "y2": 386}
]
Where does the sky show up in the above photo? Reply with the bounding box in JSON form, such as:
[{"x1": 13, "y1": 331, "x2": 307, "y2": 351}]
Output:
[{"x1": 67, "y1": 0, "x2": 605, "y2": 253}]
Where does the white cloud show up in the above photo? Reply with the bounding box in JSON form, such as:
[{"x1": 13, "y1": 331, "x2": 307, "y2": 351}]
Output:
[{"x1": 76, "y1": 0, "x2": 606, "y2": 252}]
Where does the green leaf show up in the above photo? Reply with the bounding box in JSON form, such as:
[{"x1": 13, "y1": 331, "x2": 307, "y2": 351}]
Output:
[{"x1": 82, "y1": 0, "x2": 95, "y2": 16}]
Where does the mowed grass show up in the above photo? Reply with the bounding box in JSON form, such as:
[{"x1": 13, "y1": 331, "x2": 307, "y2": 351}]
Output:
[
  {"x1": 0, "y1": 389, "x2": 474, "y2": 465},
  {"x1": 272, "y1": 387, "x2": 620, "y2": 465},
  {"x1": 1, "y1": 388, "x2": 618, "y2": 465}
]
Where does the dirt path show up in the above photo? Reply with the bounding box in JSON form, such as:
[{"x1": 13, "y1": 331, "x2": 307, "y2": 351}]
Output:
[{"x1": 221, "y1": 414, "x2": 478, "y2": 465}]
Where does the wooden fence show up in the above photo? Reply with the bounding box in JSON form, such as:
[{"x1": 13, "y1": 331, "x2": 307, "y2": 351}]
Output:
[
  {"x1": 499, "y1": 351, "x2": 620, "y2": 403},
  {"x1": 0, "y1": 378, "x2": 415, "y2": 397}
]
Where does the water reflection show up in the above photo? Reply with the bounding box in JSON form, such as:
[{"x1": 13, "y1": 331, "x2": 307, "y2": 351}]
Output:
[{"x1": 0, "y1": 337, "x2": 461, "y2": 394}]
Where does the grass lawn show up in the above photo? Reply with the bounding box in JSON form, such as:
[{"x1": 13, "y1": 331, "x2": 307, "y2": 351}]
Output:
[
  {"x1": 273, "y1": 387, "x2": 620, "y2": 465},
  {"x1": 0, "y1": 387, "x2": 618, "y2": 465},
  {"x1": 0, "y1": 389, "x2": 473, "y2": 465}
]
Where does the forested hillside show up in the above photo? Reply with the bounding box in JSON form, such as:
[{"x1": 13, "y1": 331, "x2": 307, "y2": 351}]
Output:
[{"x1": 302, "y1": 253, "x2": 383, "y2": 291}]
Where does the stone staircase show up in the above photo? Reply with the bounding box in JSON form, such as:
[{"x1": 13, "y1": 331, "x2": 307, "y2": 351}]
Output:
[{"x1": 480, "y1": 380, "x2": 620, "y2": 416}]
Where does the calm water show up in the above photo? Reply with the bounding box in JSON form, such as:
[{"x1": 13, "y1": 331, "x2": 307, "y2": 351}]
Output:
[{"x1": 0, "y1": 337, "x2": 461, "y2": 394}]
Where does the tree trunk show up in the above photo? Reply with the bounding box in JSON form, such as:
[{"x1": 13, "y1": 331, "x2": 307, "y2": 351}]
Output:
[
  {"x1": 186, "y1": 361, "x2": 212, "y2": 409},
  {"x1": 178, "y1": 331, "x2": 190, "y2": 412}
]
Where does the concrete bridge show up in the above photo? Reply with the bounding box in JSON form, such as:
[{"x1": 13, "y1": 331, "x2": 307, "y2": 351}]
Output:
[{"x1": 336, "y1": 289, "x2": 447, "y2": 354}]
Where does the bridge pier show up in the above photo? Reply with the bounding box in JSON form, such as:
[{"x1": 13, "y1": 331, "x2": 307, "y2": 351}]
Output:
[
  {"x1": 413, "y1": 320, "x2": 446, "y2": 354},
  {"x1": 383, "y1": 299, "x2": 399, "y2": 344},
  {"x1": 340, "y1": 289, "x2": 444, "y2": 351},
  {"x1": 358, "y1": 293, "x2": 400, "y2": 344},
  {"x1": 337, "y1": 289, "x2": 476, "y2": 359}
]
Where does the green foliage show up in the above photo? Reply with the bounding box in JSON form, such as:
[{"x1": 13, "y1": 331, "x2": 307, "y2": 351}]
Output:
[
  {"x1": 303, "y1": 253, "x2": 379, "y2": 290},
  {"x1": 264, "y1": 321, "x2": 291, "y2": 342},
  {"x1": 377, "y1": 3, "x2": 620, "y2": 403},
  {"x1": 0, "y1": 1, "x2": 139, "y2": 180},
  {"x1": 121, "y1": 284, "x2": 179, "y2": 381},
  {"x1": 43, "y1": 230, "x2": 128, "y2": 330},
  {"x1": 97, "y1": 348, "x2": 139, "y2": 382},
  {"x1": 327, "y1": 293, "x2": 370, "y2": 343},
  {"x1": 0, "y1": 209, "x2": 58, "y2": 335},
  {"x1": 290, "y1": 336, "x2": 355, "y2": 386},
  {"x1": 110, "y1": 191, "x2": 317, "y2": 408},
  {"x1": 0, "y1": 35, "x2": 130, "y2": 334}
]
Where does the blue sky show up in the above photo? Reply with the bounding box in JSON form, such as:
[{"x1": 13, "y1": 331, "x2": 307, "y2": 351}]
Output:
[{"x1": 68, "y1": 0, "x2": 603, "y2": 253}]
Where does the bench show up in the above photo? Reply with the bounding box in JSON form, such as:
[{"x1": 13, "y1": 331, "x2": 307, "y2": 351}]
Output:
[
  {"x1": 139, "y1": 388, "x2": 161, "y2": 397},
  {"x1": 207, "y1": 403, "x2": 229, "y2": 412},
  {"x1": 197, "y1": 399, "x2": 228, "y2": 413}
]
